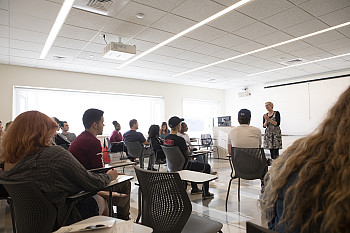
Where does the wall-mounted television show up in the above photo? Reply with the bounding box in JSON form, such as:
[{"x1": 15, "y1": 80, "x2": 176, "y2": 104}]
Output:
[{"x1": 218, "y1": 116, "x2": 231, "y2": 127}]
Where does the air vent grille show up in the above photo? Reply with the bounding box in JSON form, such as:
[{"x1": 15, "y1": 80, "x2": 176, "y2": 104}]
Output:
[
  {"x1": 87, "y1": 0, "x2": 113, "y2": 12},
  {"x1": 279, "y1": 58, "x2": 307, "y2": 66}
]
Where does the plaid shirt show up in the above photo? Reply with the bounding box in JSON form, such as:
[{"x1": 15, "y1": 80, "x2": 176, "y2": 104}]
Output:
[{"x1": 0, "y1": 145, "x2": 112, "y2": 229}]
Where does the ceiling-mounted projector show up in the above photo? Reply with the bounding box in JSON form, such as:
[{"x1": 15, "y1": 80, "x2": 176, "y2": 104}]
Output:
[{"x1": 103, "y1": 42, "x2": 136, "y2": 60}]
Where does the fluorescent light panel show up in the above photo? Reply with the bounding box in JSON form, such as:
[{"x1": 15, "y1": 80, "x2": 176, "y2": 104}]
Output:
[
  {"x1": 39, "y1": 0, "x2": 75, "y2": 59},
  {"x1": 247, "y1": 52, "x2": 350, "y2": 76},
  {"x1": 117, "y1": 0, "x2": 253, "y2": 69},
  {"x1": 173, "y1": 21, "x2": 350, "y2": 77}
]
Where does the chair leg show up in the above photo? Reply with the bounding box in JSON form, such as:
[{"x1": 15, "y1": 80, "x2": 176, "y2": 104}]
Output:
[
  {"x1": 238, "y1": 178, "x2": 241, "y2": 202},
  {"x1": 225, "y1": 178, "x2": 234, "y2": 211},
  {"x1": 136, "y1": 187, "x2": 142, "y2": 223},
  {"x1": 7, "y1": 198, "x2": 16, "y2": 233},
  {"x1": 139, "y1": 156, "x2": 144, "y2": 169}
]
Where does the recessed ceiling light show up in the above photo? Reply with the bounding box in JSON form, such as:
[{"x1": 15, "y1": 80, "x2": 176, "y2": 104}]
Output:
[
  {"x1": 53, "y1": 55, "x2": 66, "y2": 61},
  {"x1": 90, "y1": 55, "x2": 94, "y2": 58},
  {"x1": 39, "y1": 0, "x2": 75, "y2": 59},
  {"x1": 116, "y1": 0, "x2": 253, "y2": 69},
  {"x1": 173, "y1": 21, "x2": 350, "y2": 77},
  {"x1": 136, "y1": 13, "x2": 144, "y2": 19},
  {"x1": 247, "y1": 52, "x2": 350, "y2": 76}
]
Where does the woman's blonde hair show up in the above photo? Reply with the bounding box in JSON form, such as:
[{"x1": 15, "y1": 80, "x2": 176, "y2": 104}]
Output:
[
  {"x1": 1, "y1": 111, "x2": 58, "y2": 164},
  {"x1": 261, "y1": 86, "x2": 350, "y2": 233}
]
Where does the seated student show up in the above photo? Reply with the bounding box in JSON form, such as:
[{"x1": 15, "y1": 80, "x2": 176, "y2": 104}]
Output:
[
  {"x1": 59, "y1": 121, "x2": 76, "y2": 143},
  {"x1": 123, "y1": 119, "x2": 156, "y2": 170},
  {"x1": 110, "y1": 121, "x2": 128, "y2": 156},
  {"x1": 261, "y1": 86, "x2": 350, "y2": 233},
  {"x1": 164, "y1": 116, "x2": 213, "y2": 198},
  {"x1": 148, "y1": 124, "x2": 166, "y2": 163},
  {"x1": 160, "y1": 122, "x2": 170, "y2": 140},
  {"x1": 68, "y1": 109, "x2": 131, "y2": 220},
  {"x1": 0, "y1": 111, "x2": 118, "y2": 230},
  {"x1": 52, "y1": 117, "x2": 71, "y2": 149}
]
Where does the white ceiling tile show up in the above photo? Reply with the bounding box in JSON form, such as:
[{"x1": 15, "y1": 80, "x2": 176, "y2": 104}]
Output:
[
  {"x1": 195, "y1": 55, "x2": 222, "y2": 64},
  {"x1": 230, "y1": 41, "x2": 265, "y2": 53},
  {"x1": 133, "y1": 0, "x2": 187, "y2": 12},
  {"x1": 53, "y1": 37, "x2": 88, "y2": 51},
  {"x1": 287, "y1": 0, "x2": 309, "y2": 5},
  {"x1": 232, "y1": 22, "x2": 277, "y2": 40},
  {"x1": 327, "y1": 47, "x2": 350, "y2": 56},
  {"x1": 282, "y1": 19, "x2": 329, "y2": 37},
  {"x1": 254, "y1": 31, "x2": 293, "y2": 46},
  {"x1": 49, "y1": 46, "x2": 80, "y2": 58},
  {"x1": 0, "y1": 46, "x2": 9, "y2": 55},
  {"x1": 10, "y1": 0, "x2": 61, "y2": 21},
  {"x1": 250, "y1": 48, "x2": 286, "y2": 59},
  {"x1": 211, "y1": 48, "x2": 241, "y2": 59},
  {"x1": 58, "y1": 24, "x2": 98, "y2": 41},
  {"x1": 0, "y1": 9, "x2": 9, "y2": 26},
  {"x1": 153, "y1": 45, "x2": 185, "y2": 57},
  {"x1": 323, "y1": 60, "x2": 350, "y2": 70},
  {"x1": 0, "y1": 36, "x2": 8, "y2": 47},
  {"x1": 319, "y1": 5, "x2": 350, "y2": 26},
  {"x1": 337, "y1": 27, "x2": 350, "y2": 38},
  {"x1": 10, "y1": 39, "x2": 42, "y2": 52},
  {"x1": 77, "y1": 50, "x2": 102, "y2": 61},
  {"x1": 103, "y1": 19, "x2": 147, "y2": 38},
  {"x1": 174, "y1": 50, "x2": 208, "y2": 61},
  {"x1": 172, "y1": 0, "x2": 225, "y2": 22},
  {"x1": 115, "y1": 1, "x2": 167, "y2": 27},
  {"x1": 210, "y1": 33, "x2": 249, "y2": 48},
  {"x1": 10, "y1": 56, "x2": 37, "y2": 66},
  {"x1": 299, "y1": 0, "x2": 350, "y2": 17},
  {"x1": 10, "y1": 48, "x2": 40, "y2": 58},
  {"x1": 151, "y1": 13, "x2": 195, "y2": 34},
  {"x1": 10, "y1": 28, "x2": 48, "y2": 44},
  {"x1": 36, "y1": 60, "x2": 63, "y2": 69},
  {"x1": 167, "y1": 37, "x2": 204, "y2": 50},
  {"x1": 288, "y1": 46, "x2": 326, "y2": 58},
  {"x1": 190, "y1": 43, "x2": 224, "y2": 55},
  {"x1": 10, "y1": 12, "x2": 53, "y2": 33},
  {"x1": 237, "y1": 0, "x2": 294, "y2": 20},
  {"x1": 317, "y1": 37, "x2": 350, "y2": 51},
  {"x1": 276, "y1": 40, "x2": 311, "y2": 53},
  {"x1": 0, "y1": 54, "x2": 9, "y2": 64},
  {"x1": 65, "y1": 8, "x2": 111, "y2": 31},
  {"x1": 208, "y1": 11, "x2": 257, "y2": 32},
  {"x1": 134, "y1": 28, "x2": 174, "y2": 43},
  {"x1": 186, "y1": 25, "x2": 226, "y2": 42},
  {"x1": 0, "y1": 25, "x2": 9, "y2": 38},
  {"x1": 262, "y1": 7, "x2": 314, "y2": 30},
  {"x1": 0, "y1": 0, "x2": 9, "y2": 10},
  {"x1": 303, "y1": 30, "x2": 345, "y2": 45}
]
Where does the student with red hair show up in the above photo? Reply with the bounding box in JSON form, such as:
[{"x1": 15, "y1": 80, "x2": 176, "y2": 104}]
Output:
[{"x1": 0, "y1": 111, "x2": 118, "y2": 231}]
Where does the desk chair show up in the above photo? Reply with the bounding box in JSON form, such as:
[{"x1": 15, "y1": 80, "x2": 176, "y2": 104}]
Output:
[
  {"x1": 0, "y1": 184, "x2": 16, "y2": 233},
  {"x1": 134, "y1": 167, "x2": 223, "y2": 233},
  {"x1": 161, "y1": 145, "x2": 186, "y2": 172},
  {"x1": 246, "y1": 222, "x2": 277, "y2": 233},
  {"x1": 0, "y1": 180, "x2": 57, "y2": 233},
  {"x1": 124, "y1": 141, "x2": 151, "y2": 169},
  {"x1": 226, "y1": 147, "x2": 267, "y2": 211}
]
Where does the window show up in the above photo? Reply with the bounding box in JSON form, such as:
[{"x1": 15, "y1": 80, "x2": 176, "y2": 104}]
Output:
[
  {"x1": 13, "y1": 86, "x2": 164, "y2": 136},
  {"x1": 182, "y1": 98, "x2": 220, "y2": 138}
]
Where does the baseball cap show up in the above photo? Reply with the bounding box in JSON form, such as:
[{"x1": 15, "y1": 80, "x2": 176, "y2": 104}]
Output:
[
  {"x1": 238, "y1": 109, "x2": 251, "y2": 118},
  {"x1": 168, "y1": 116, "x2": 184, "y2": 128}
]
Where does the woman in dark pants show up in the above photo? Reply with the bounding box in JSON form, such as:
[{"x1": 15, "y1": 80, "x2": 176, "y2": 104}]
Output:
[{"x1": 263, "y1": 101, "x2": 282, "y2": 159}]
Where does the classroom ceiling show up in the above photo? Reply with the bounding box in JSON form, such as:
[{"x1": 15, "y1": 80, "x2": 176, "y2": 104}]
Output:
[{"x1": 0, "y1": 0, "x2": 350, "y2": 89}]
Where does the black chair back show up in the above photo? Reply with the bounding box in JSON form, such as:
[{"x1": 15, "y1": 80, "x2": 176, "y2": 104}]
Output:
[
  {"x1": 0, "y1": 179, "x2": 57, "y2": 233},
  {"x1": 161, "y1": 145, "x2": 185, "y2": 172},
  {"x1": 124, "y1": 141, "x2": 143, "y2": 159},
  {"x1": 246, "y1": 221, "x2": 277, "y2": 233},
  {"x1": 232, "y1": 147, "x2": 267, "y2": 180},
  {"x1": 134, "y1": 166, "x2": 192, "y2": 233}
]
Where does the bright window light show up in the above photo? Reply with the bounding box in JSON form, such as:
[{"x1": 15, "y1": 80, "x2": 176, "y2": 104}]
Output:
[
  {"x1": 117, "y1": 0, "x2": 253, "y2": 69},
  {"x1": 173, "y1": 21, "x2": 350, "y2": 77},
  {"x1": 39, "y1": 0, "x2": 75, "y2": 59},
  {"x1": 246, "y1": 52, "x2": 350, "y2": 76}
]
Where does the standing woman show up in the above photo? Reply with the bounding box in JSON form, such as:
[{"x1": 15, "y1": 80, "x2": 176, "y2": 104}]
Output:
[
  {"x1": 263, "y1": 102, "x2": 282, "y2": 159},
  {"x1": 160, "y1": 122, "x2": 170, "y2": 140}
]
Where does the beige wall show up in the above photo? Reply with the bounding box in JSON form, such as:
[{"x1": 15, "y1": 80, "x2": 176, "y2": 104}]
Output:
[{"x1": 0, "y1": 64, "x2": 225, "y2": 123}]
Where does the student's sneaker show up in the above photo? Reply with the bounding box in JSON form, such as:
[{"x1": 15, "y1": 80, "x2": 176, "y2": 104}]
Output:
[
  {"x1": 190, "y1": 188, "x2": 203, "y2": 195},
  {"x1": 203, "y1": 192, "x2": 214, "y2": 200}
]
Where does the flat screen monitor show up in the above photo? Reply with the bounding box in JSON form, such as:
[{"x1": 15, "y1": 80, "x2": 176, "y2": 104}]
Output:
[{"x1": 218, "y1": 116, "x2": 231, "y2": 127}]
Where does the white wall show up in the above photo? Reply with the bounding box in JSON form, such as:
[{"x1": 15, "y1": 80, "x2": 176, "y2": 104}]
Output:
[
  {"x1": 225, "y1": 72, "x2": 350, "y2": 135},
  {"x1": 0, "y1": 64, "x2": 225, "y2": 125}
]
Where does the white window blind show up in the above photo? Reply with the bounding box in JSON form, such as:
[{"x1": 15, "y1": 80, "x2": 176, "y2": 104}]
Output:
[{"x1": 13, "y1": 86, "x2": 164, "y2": 136}]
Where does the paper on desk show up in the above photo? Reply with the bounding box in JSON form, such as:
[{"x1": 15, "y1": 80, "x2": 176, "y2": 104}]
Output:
[{"x1": 54, "y1": 220, "x2": 134, "y2": 233}]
